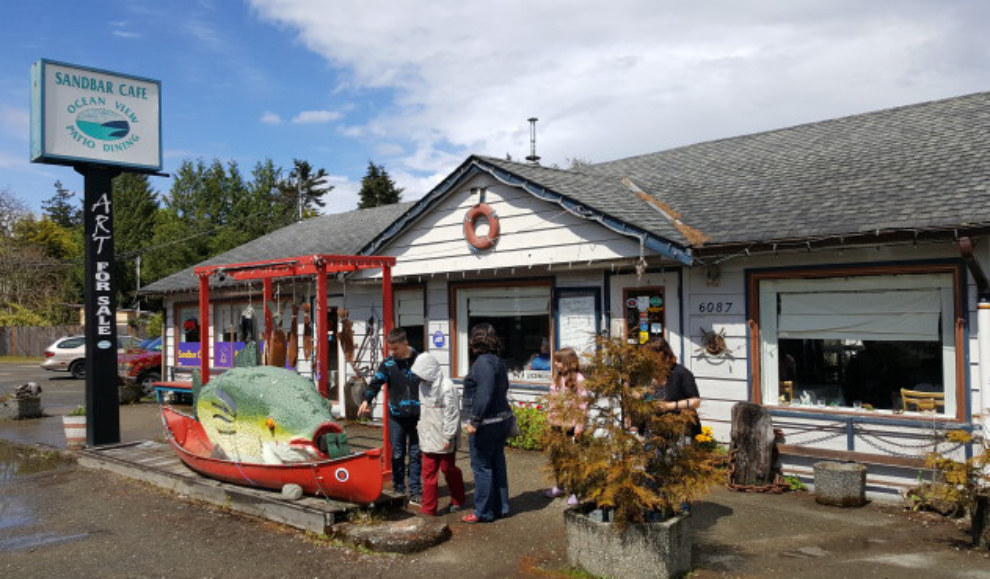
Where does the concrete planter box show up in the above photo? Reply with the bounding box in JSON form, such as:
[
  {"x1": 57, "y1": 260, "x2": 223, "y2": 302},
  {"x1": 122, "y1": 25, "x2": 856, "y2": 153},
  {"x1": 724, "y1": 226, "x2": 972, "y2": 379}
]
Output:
[
  {"x1": 814, "y1": 461, "x2": 867, "y2": 507},
  {"x1": 0, "y1": 396, "x2": 43, "y2": 420},
  {"x1": 564, "y1": 506, "x2": 691, "y2": 579}
]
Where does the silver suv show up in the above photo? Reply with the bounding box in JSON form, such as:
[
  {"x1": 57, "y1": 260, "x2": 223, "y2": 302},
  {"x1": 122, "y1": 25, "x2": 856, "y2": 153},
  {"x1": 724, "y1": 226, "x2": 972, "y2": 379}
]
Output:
[{"x1": 40, "y1": 335, "x2": 142, "y2": 379}]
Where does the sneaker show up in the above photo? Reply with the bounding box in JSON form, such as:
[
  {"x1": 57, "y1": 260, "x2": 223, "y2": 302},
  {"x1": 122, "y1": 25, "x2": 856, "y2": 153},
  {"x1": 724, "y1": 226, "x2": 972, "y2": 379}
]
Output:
[
  {"x1": 567, "y1": 494, "x2": 579, "y2": 506},
  {"x1": 447, "y1": 503, "x2": 463, "y2": 513},
  {"x1": 544, "y1": 486, "x2": 564, "y2": 499},
  {"x1": 408, "y1": 494, "x2": 422, "y2": 506}
]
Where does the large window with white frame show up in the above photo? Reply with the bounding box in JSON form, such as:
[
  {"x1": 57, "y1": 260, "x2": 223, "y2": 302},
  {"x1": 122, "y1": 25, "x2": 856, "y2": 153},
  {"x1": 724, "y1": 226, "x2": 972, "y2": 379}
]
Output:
[
  {"x1": 454, "y1": 283, "x2": 552, "y2": 382},
  {"x1": 758, "y1": 272, "x2": 958, "y2": 416}
]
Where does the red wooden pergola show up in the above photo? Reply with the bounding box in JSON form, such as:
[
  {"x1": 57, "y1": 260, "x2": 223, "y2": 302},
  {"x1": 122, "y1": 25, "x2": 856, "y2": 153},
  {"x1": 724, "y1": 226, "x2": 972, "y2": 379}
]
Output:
[{"x1": 192, "y1": 254, "x2": 397, "y2": 479}]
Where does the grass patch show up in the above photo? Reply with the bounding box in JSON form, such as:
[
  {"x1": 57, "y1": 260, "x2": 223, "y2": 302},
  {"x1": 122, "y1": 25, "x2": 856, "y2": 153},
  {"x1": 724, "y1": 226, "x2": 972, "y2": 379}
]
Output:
[{"x1": 0, "y1": 356, "x2": 43, "y2": 364}]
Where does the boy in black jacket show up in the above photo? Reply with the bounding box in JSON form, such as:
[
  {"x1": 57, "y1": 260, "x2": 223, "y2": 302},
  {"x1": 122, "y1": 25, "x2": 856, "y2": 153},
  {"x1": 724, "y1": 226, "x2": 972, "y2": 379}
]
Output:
[{"x1": 358, "y1": 328, "x2": 422, "y2": 503}]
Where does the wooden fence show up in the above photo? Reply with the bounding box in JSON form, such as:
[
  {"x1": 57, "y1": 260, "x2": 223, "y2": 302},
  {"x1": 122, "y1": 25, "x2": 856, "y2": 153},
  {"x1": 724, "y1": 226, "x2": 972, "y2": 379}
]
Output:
[
  {"x1": 0, "y1": 326, "x2": 85, "y2": 357},
  {"x1": 0, "y1": 326, "x2": 150, "y2": 357}
]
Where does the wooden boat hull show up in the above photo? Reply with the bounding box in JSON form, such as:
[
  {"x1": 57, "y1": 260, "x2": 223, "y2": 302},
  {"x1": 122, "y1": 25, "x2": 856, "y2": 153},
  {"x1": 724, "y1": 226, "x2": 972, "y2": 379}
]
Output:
[{"x1": 161, "y1": 406, "x2": 384, "y2": 504}]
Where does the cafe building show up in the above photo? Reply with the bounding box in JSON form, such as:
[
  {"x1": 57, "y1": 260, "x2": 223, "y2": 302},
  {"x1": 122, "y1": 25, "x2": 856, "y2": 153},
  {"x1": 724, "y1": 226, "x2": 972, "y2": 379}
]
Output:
[{"x1": 144, "y1": 91, "x2": 990, "y2": 492}]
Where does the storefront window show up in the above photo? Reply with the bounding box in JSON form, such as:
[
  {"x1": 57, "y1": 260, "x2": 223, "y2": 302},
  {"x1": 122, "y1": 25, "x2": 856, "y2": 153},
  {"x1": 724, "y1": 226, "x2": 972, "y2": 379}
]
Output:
[
  {"x1": 175, "y1": 305, "x2": 201, "y2": 343},
  {"x1": 759, "y1": 273, "x2": 957, "y2": 416},
  {"x1": 455, "y1": 284, "x2": 552, "y2": 381}
]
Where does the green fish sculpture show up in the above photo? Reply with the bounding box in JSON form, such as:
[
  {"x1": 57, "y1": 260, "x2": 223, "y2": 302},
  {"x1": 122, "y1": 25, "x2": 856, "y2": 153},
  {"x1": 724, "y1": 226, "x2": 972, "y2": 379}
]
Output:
[{"x1": 192, "y1": 343, "x2": 350, "y2": 464}]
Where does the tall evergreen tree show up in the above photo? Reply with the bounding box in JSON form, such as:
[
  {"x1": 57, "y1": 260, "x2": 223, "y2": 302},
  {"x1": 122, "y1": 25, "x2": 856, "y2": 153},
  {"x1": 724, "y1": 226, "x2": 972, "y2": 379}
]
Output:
[
  {"x1": 357, "y1": 161, "x2": 404, "y2": 209},
  {"x1": 278, "y1": 159, "x2": 333, "y2": 220},
  {"x1": 41, "y1": 181, "x2": 82, "y2": 229},
  {"x1": 112, "y1": 173, "x2": 160, "y2": 307}
]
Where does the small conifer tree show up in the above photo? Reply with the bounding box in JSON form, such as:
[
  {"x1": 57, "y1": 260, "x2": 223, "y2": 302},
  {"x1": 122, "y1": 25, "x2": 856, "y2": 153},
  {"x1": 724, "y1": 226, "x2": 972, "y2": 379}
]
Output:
[{"x1": 543, "y1": 336, "x2": 722, "y2": 528}]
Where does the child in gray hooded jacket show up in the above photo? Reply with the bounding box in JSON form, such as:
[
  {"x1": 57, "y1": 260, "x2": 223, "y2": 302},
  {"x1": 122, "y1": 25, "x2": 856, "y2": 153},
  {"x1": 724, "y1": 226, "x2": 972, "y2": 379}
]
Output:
[{"x1": 411, "y1": 352, "x2": 466, "y2": 516}]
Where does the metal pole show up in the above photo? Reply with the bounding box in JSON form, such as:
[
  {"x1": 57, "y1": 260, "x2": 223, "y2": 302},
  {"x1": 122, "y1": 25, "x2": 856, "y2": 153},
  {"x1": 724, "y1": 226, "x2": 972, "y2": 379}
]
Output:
[
  {"x1": 77, "y1": 165, "x2": 121, "y2": 446},
  {"x1": 979, "y1": 299, "x2": 990, "y2": 438},
  {"x1": 135, "y1": 255, "x2": 142, "y2": 320}
]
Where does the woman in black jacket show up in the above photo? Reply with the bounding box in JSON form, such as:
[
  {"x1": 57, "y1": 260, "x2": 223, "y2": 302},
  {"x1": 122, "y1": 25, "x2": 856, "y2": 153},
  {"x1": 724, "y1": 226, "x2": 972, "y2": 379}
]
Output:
[
  {"x1": 647, "y1": 337, "x2": 702, "y2": 438},
  {"x1": 461, "y1": 323, "x2": 512, "y2": 523}
]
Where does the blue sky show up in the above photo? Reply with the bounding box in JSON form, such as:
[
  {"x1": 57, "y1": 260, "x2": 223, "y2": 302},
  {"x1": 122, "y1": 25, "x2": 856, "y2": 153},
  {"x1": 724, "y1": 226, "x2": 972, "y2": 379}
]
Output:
[{"x1": 2, "y1": 1, "x2": 989, "y2": 215}]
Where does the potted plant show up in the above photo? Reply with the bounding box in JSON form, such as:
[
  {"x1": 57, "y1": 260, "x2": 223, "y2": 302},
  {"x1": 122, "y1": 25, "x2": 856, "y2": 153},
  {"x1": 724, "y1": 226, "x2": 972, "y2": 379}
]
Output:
[
  {"x1": 62, "y1": 405, "x2": 87, "y2": 449},
  {"x1": 543, "y1": 337, "x2": 722, "y2": 579}
]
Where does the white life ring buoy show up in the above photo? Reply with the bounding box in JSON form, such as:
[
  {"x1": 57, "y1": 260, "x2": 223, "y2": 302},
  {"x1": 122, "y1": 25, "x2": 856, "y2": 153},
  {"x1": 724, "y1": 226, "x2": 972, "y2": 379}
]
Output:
[{"x1": 463, "y1": 203, "x2": 500, "y2": 251}]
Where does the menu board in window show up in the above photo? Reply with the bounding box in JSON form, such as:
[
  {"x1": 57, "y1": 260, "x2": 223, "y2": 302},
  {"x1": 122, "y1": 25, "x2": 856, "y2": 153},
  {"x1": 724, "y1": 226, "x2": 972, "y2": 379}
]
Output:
[{"x1": 623, "y1": 287, "x2": 664, "y2": 345}]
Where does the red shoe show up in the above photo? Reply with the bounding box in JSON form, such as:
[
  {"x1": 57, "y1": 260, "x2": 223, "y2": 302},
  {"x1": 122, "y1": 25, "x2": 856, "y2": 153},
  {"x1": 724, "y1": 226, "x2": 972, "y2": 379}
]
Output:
[{"x1": 461, "y1": 514, "x2": 481, "y2": 524}]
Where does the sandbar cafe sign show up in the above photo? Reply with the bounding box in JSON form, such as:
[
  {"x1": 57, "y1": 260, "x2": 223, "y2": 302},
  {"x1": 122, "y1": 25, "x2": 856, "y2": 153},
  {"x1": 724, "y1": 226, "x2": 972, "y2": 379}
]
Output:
[
  {"x1": 30, "y1": 59, "x2": 162, "y2": 446},
  {"x1": 30, "y1": 59, "x2": 161, "y2": 171}
]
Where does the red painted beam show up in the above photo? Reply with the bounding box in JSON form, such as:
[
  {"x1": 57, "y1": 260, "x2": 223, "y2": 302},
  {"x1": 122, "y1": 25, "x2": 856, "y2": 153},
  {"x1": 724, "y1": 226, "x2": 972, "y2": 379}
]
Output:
[
  {"x1": 316, "y1": 260, "x2": 328, "y2": 398},
  {"x1": 380, "y1": 264, "x2": 394, "y2": 481},
  {"x1": 198, "y1": 274, "x2": 210, "y2": 385}
]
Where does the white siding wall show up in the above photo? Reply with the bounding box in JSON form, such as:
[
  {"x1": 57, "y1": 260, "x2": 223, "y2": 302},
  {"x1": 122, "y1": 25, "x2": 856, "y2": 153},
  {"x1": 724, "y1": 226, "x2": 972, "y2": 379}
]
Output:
[
  {"x1": 371, "y1": 174, "x2": 648, "y2": 278},
  {"x1": 684, "y1": 241, "x2": 980, "y2": 455}
]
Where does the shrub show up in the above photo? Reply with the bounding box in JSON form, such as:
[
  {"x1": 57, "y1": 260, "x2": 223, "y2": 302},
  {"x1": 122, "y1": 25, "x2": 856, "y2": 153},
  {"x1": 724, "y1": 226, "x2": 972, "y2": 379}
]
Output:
[
  {"x1": 507, "y1": 401, "x2": 547, "y2": 450},
  {"x1": 906, "y1": 429, "x2": 988, "y2": 517},
  {"x1": 543, "y1": 336, "x2": 722, "y2": 529}
]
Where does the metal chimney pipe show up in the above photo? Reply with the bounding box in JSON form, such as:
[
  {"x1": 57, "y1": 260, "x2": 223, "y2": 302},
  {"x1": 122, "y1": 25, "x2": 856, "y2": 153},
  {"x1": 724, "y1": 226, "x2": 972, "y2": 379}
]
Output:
[{"x1": 525, "y1": 117, "x2": 541, "y2": 165}]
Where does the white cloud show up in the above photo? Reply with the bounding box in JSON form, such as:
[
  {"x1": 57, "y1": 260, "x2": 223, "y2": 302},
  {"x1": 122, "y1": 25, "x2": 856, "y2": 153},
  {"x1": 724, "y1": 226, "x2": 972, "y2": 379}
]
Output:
[
  {"x1": 322, "y1": 174, "x2": 360, "y2": 214},
  {"x1": 249, "y1": 0, "x2": 990, "y2": 180},
  {"x1": 260, "y1": 111, "x2": 283, "y2": 125},
  {"x1": 374, "y1": 143, "x2": 405, "y2": 157},
  {"x1": 291, "y1": 109, "x2": 343, "y2": 124},
  {"x1": 112, "y1": 30, "x2": 143, "y2": 39}
]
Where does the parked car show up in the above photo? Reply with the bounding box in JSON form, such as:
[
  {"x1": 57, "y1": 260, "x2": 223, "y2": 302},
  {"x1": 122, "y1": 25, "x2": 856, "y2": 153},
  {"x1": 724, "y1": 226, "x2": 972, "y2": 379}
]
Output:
[
  {"x1": 41, "y1": 335, "x2": 143, "y2": 379},
  {"x1": 118, "y1": 336, "x2": 163, "y2": 404}
]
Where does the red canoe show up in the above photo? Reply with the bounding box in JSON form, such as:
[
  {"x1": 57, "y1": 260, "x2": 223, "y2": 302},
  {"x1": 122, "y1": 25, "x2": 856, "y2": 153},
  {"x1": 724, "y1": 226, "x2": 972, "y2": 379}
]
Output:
[{"x1": 161, "y1": 406, "x2": 385, "y2": 505}]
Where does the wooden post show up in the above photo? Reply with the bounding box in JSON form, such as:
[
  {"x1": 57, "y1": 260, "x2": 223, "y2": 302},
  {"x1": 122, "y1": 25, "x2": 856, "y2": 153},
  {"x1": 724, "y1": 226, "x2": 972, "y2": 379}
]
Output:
[
  {"x1": 729, "y1": 402, "x2": 776, "y2": 486},
  {"x1": 198, "y1": 274, "x2": 210, "y2": 385},
  {"x1": 381, "y1": 264, "x2": 393, "y2": 481},
  {"x1": 315, "y1": 260, "x2": 328, "y2": 398}
]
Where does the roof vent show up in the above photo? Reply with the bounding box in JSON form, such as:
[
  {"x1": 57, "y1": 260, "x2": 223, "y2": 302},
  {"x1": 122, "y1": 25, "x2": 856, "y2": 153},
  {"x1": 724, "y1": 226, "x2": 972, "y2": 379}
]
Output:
[{"x1": 525, "y1": 117, "x2": 541, "y2": 165}]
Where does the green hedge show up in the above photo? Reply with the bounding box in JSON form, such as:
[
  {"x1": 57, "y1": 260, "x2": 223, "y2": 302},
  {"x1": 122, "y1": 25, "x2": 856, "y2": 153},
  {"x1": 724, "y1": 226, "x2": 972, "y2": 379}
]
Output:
[{"x1": 507, "y1": 401, "x2": 548, "y2": 451}]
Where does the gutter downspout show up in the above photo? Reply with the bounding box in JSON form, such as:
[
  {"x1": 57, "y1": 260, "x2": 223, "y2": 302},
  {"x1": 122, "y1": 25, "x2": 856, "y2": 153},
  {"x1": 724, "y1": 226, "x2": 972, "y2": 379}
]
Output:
[{"x1": 959, "y1": 237, "x2": 990, "y2": 437}]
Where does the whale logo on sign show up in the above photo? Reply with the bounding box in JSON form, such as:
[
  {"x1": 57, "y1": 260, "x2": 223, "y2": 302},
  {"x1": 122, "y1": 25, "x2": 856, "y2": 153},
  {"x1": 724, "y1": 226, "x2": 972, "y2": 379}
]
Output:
[{"x1": 76, "y1": 108, "x2": 130, "y2": 141}]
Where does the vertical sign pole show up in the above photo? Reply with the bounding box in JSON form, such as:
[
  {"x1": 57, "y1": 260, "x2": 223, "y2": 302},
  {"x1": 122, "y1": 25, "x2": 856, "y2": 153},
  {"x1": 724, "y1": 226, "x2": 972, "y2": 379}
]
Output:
[{"x1": 78, "y1": 165, "x2": 121, "y2": 446}]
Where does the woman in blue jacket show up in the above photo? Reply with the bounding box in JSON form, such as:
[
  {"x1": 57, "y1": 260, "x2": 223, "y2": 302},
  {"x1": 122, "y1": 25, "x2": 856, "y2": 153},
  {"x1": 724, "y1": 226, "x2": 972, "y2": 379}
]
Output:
[{"x1": 461, "y1": 323, "x2": 512, "y2": 523}]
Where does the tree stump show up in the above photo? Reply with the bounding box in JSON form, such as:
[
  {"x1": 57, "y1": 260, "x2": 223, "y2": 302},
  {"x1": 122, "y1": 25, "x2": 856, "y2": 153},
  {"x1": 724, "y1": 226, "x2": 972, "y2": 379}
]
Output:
[{"x1": 730, "y1": 402, "x2": 775, "y2": 486}]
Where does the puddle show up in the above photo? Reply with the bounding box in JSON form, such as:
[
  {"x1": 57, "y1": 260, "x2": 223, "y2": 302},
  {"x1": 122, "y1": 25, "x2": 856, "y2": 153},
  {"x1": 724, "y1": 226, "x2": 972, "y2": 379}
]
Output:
[
  {"x1": 0, "y1": 441, "x2": 88, "y2": 550},
  {"x1": 0, "y1": 442, "x2": 67, "y2": 483}
]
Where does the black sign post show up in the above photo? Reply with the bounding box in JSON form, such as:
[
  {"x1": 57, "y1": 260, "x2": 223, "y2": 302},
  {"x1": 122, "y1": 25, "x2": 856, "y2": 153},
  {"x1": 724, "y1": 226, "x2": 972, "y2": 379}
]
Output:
[{"x1": 77, "y1": 165, "x2": 122, "y2": 446}]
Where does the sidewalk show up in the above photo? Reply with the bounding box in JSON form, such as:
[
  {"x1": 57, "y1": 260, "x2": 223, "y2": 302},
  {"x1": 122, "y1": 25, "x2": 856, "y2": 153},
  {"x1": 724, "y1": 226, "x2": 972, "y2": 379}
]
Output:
[{"x1": 2, "y1": 402, "x2": 989, "y2": 578}]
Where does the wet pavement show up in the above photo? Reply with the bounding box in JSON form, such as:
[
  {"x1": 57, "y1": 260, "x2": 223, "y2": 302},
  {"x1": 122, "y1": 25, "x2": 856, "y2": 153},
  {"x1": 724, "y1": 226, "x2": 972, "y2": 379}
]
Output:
[{"x1": 2, "y1": 360, "x2": 990, "y2": 578}]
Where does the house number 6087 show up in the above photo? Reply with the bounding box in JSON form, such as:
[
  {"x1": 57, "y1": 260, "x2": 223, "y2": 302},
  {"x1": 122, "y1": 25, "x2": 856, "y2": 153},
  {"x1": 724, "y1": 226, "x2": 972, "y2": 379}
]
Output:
[{"x1": 698, "y1": 302, "x2": 732, "y2": 314}]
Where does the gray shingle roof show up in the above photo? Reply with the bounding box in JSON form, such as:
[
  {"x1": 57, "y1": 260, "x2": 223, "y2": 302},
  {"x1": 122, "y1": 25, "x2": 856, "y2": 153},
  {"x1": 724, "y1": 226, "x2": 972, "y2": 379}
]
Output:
[
  {"x1": 476, "y1": 156, "x2": 694, "y2": 246},
  {"x1": 142, "y1": 202, "x2": 415, "y2": 294},
  {"x1": 583, "y1": 91, "x2": 990, "y2": 246}
]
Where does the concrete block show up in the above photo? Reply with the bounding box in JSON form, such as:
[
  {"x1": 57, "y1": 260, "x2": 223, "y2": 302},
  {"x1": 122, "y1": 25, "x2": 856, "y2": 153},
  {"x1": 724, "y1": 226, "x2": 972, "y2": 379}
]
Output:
[
  {"x1": 564, "y1": 507, "x2": 691, "y2": 579},
  {"x1": 814, "y1": 461, "x2": 867, "y2": 507}
]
